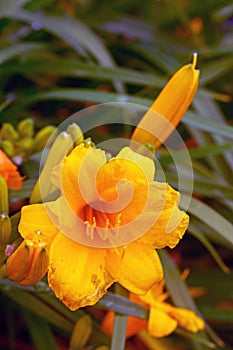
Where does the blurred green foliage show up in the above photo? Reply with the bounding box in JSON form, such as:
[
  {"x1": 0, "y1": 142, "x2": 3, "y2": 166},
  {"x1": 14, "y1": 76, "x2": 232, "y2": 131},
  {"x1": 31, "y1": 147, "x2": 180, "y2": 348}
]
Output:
[{"x1": 0, "y1": 0, "x2": 233, "y2": 349}]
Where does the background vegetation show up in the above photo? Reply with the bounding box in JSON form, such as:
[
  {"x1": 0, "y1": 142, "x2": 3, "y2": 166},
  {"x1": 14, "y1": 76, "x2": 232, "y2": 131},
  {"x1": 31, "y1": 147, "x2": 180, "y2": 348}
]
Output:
[{"x1": 0, "y1": 0, "x2": 232, "y2": 349}]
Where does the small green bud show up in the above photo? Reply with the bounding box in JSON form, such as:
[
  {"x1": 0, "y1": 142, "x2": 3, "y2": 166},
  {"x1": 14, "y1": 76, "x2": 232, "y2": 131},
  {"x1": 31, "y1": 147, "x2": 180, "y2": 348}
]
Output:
[
  {"x1": 0, "y1": 140, "x2": 15, "y2": 157},
  {"x1": 69, "y1": 315, "x2": 92, "y2": 350},
  {"x1": 66, "y1": 123, "x2": 84, "y2": 147},
  {"x1": 0, "y1": 175, "x2": 9, "y2": 214},
  {"x1": 17, "y1": 137, "x2": 35, "y2": 155},
  {"x1": 136, "y1": 142, "x2": 156, "y2": 159},
  {"x1": 17, "y1": 118, "x2": 34, "y2": 138},
  {"x1": 34, "y1": 125, "x2": 57, "y2": 152},
  {"x1": 84, "y1": 137, "x2": 95, "y2": 148},
  {"x1": 0, "y1": 213, "x2": 12, "y2": 249},
  {"x1": 0, "y1": 123, "x2": 19, "y2": 142}
]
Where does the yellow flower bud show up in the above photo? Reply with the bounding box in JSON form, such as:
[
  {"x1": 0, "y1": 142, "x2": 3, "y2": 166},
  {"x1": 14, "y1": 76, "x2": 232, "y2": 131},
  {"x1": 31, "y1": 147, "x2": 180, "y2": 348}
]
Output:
[
  {"x1": 69, "y1": 315, "x2": 92, "y2": 350},
  {"x1": 0, "y1": 213, "x2": 12, "y2": 249},
  {"x1": 0, "y1": 175, "x2": 9, "y2": 214},
  {"x1": 131, "y1": 54, "x2": 199, "y2": 149},
  {"x1": 66, "y1": 123, "x2": 84, "y2": 146},
  {"x1": 17, "y1": 118, "x2": 34, "y2": 138},
  {"x1": 34, "y1": 125, "x2": 57, "y2": 152},
  {"x1": 30, "y1": 131, "x2": 73, "y2": 203},
  {"x1": 6, "y1": 234, "x2": 49, "y2": 286},
  {"x1": 0, "y1": 123, "x2": 19, "y2": 142},
  {"x1": 0, "y1": 140, "x2": 15, "y2": 157}
]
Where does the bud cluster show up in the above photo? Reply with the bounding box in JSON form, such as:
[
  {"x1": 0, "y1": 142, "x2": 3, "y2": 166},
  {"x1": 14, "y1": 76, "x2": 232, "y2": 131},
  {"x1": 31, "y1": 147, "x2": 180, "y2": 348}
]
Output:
[{"x1": 0, "y1": 119, "x2": 56, "y2": 162}]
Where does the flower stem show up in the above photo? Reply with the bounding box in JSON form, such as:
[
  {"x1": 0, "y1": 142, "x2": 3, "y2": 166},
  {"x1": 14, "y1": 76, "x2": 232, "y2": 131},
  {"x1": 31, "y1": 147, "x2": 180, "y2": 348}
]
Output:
[
  {"x1": 110, "y1": 284, "x2": 129, "y2": 350},
  {"x1": 110, "y1": 312, "x2": 128, "y2": 350}
]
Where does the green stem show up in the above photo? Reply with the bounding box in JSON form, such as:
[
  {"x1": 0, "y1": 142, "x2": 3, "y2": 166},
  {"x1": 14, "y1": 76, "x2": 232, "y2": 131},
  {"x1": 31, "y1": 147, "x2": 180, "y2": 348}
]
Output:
[
  {"x1": 110, "y1": 313, "x2": 128, "y2": 350},
  {"x1": 110, "y1": 284, "x2": 129, "y2": 350}
]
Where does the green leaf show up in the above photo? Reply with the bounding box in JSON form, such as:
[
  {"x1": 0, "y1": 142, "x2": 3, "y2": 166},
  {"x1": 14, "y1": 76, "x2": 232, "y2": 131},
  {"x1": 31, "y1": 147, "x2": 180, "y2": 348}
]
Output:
[
  {"x1": 0, "y1": 0, "x2": 29, "y2": 15},
  {"x1": 23, "y1": 309, "x2": 59, "y2": 350},
  {"x1": 1, "y1": 58, "x2": 161, "y2": 85},
  {"x1": 188, "y1": 221, "x2": 230, "y2": 273},
  {"x1": 0, "y1": 283, "x2": 74, "y2": 331},
  {"x1": 159, "y1": 143, "x2": 233, "y2": 165},
  {"x1": 0, "y1": 43, "x2": 44, "y2": 65},
  {"x1": 200, "y1": 56, "x2": 233, "y2": 85},
  {"x1": 184, "y1": 111, "x2": 233, "y2": 140},
  {"x1": 181, "y1": 195, "x2": 233, "y2": 248},
  {"x1": 4, "y1": 8, "x2": 119, "y2": 74},
  {"x1": 19, "y1": 88, "x2": 151, "y2": 106}
]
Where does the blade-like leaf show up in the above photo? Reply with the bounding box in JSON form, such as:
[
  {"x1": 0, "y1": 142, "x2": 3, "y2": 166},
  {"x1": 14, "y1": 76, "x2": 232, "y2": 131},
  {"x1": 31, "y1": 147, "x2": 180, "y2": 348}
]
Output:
[
  {"x1": 181, "y1": 195, "x2": 233, "y2": 248},
  {"x1": 23, "y1": 310, "x2": 59, "y2": 350},
  {"x1": 0, "y1": 0, "x2": 29, "y2": 15},
  {"x1": 1, "y1": 58, "x2": 161, "y2": 85},
  {"x1": 184, "y1": 111, "x2": 233, "y2": 140},
  {"x1": 188, "y1": 222, "x2": 230, "y2": 273},
  {"x1": 0, "y1": 43, "x2": 44, "y2": 65}
]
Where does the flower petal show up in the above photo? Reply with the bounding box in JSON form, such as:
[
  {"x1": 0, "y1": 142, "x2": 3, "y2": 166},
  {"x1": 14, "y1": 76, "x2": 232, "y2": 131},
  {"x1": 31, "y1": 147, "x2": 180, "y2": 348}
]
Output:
[
  {"x1": 62, "y1": 144, "x2": 106, "y2": 212},
  {"x1": 106, "y1": 242, "x2": 163, "y2": 294},
  {"x1": 116, "y1": 147, "x2": 155, "y2": 181},
  {"x1": 19, "y1": 204, "x2": 59, "y2": 243},
  {"x1": 48, "y1": 233, "x2": 115, "y2": 310},
  {"x1": 148, "y1": 306, "x2": 177, "y2": 337},
  {"x1": 139, "y1": 183, "x2": 189, "y2": 249},
  {"x1": 167, "y1": 306, "x2": 205, "y2": 332},
  {"x1": 0, "y1": 150, "x2": 23, "y2": 190}
]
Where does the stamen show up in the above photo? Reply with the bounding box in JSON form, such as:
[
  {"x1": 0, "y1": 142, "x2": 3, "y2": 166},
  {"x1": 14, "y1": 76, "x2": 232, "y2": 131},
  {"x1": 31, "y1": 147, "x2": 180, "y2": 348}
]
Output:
[
  {"x1": 114, "y1": 214, "x2": 122, "y2": 239},
  {"x1": 102, "y1": 219, "x2": 110, "y2": 241},
  {"x1": 84, "y1": 217, "x2": 96, "y2": 240}
]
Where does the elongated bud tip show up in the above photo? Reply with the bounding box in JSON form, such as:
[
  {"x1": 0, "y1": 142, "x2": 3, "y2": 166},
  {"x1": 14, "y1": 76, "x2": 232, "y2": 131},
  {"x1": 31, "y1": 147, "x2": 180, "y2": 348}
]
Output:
[{"x1": 192, "y1": 52, "x2": 198, "y2": 69}]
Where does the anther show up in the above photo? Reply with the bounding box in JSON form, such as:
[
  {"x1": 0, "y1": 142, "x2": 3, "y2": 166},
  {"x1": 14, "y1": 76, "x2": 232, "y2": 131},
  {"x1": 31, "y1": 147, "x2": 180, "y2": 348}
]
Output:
[{"x1": 114, "y1": 214, "x2": 122, "y2": 239}]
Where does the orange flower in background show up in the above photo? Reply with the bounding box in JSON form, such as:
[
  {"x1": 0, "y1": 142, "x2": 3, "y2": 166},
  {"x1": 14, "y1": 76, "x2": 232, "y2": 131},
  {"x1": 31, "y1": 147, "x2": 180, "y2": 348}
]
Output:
[
  {"x1": 102, "y1": 280, "x2": 205, "y2": 338},
  {"x1": 0, "y1": 149, "x2": 23, "y2": 190},
  {"x1": 7, "y1": 143, "x2": 189, "y2": 310},
  {"x1": 130, "y1": 54, "x2": 199, "y2": 150}
]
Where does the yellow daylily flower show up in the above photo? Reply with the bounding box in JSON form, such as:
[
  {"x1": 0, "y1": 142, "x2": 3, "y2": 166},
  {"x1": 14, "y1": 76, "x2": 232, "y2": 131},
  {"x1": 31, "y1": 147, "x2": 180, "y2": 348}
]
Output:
[
  {"x1": 131, "y1": 54, "x2": 199, "y2": 150},
  {"x1": 7, "y1": 143, "x2": 189, "y2": 310},
  {"x1": 102, "y1": 280, "x2": 205, "y2": 338}
]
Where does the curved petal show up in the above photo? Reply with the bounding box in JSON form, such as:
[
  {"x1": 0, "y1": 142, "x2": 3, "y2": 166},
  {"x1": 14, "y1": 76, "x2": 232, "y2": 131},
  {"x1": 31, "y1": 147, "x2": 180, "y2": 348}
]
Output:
[
  {"x1": 96, "y1": 157, "x2": 149, "y2": 199},
  {"x1": 106, "y1": 242, "x2": 163, "y2": 294},
  {"x1": 148, "y1": 306, "x2": 177, "y2": 337},
  {"x1": 116, "y1": 147, "x2": 155, "y2": 181},
  {"x1": 139, "y1": 183, "x2": 189, "y2": 249},
  {"x1": 167, "y1": 306, "x2": 205, "y2": 332},
  {"x1": 48, "y1": 233, "x2": 115, "y2": 310},
  {"x1": 139, "y1": 280, "x2": 165, "y2": 306},
  {"x1": 19, "y1": 204, "x2": 59, "y2": 243},
  {"x1": 62, "y1": 144, "x2": 106, "y2": 212}
]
